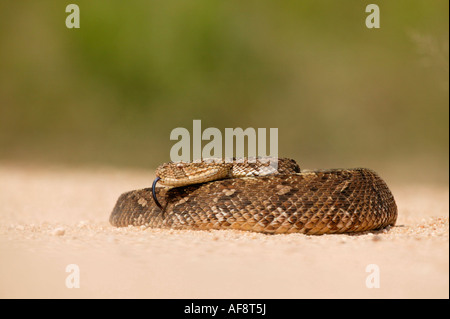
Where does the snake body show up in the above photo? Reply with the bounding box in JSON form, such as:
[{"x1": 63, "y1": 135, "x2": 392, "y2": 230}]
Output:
[{"x1": 110, "y1": 158, "x2": 397, "y2": 235}]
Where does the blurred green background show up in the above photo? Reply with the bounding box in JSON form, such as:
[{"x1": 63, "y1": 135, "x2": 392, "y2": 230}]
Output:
[{"x1": 0, "y1": 0, "x2": 448, "y2": 183}]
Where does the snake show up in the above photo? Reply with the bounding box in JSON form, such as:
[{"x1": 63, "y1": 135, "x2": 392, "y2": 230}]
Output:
[{"x1": 109, "y1": 157, "x2": 397, "y2": 235}]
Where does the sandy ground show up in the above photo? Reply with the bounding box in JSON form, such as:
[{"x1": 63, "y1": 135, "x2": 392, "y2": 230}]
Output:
[{"x1": 0, "y1": 163, "x2": 448, "y2": 299}]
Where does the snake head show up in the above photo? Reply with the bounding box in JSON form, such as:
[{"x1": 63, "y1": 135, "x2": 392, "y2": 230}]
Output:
[{"x1": 155, "y1": 161, "x2": 232, "y2": 187}]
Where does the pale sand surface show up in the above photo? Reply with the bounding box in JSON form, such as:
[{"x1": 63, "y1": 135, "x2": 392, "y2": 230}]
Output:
[{"x1": 0, "y1": 164, "x2": 448, "y2": 299}]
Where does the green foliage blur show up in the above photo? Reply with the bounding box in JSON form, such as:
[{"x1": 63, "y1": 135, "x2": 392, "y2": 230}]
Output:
[{"x1": 0, "y1": 0, "x2": 448, "y2": 183}]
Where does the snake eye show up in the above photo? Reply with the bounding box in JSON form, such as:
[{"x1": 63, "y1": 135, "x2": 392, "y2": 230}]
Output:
[{"x1": 176, "y1": 163, "x2": 184, "y2": 169}]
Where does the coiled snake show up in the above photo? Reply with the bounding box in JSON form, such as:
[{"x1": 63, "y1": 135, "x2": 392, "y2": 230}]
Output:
[{"x1": 109, "y1": 158, "x2": 397, "y2": 235}]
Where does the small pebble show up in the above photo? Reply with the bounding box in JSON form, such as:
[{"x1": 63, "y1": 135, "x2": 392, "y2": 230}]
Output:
[
  {"x1": 77, "y1": 220, "x2": 88, "y2": 228},
  {"x1": 372, "y1": 235, "x2": 382, "y2": 242},
  {"x1": 51, "y1": 227, "x2": 65, "y2": 236}
]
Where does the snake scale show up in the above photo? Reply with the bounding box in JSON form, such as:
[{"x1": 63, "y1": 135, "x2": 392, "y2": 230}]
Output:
[{"x1": 109, "y1": 158, "x2": 397, "y2": 235}]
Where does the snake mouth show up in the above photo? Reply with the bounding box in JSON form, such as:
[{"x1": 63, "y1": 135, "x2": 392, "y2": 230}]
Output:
[{"x1": 152, "y1": 177, "x2": 163, "y2": 210}]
